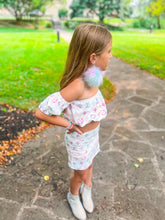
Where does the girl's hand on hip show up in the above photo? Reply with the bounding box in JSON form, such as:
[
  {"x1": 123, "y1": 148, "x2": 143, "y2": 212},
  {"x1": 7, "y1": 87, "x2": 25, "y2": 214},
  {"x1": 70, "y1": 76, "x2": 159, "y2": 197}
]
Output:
[{"x1": 67, "y1": 125, "x2": 83, "y2": 135}]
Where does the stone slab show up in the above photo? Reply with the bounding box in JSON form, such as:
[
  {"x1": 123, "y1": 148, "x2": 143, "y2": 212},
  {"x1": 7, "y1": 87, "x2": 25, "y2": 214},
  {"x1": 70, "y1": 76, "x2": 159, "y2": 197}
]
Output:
[
  {"x1": 114, "y1": 187, "x2": 165, "y2": 220},
  {"x1": 94, "y1": 151, "x2": 126, "y2": 184},
  {"x1": 0, "y1": 200, "x2": 20, "y2": 220},
  {"x1": 143, "y1": 109, "x2": 165, "y2": 129},
  {"x1": 128, "y1": 96, "x2": 153, "y2": 106}
]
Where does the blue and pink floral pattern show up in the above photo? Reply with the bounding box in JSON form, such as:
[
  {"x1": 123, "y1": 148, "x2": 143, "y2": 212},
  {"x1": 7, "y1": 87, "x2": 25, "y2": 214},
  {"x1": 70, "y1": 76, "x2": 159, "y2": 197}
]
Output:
[
  {"x1": 65, "y1": 125, "x2": 100, "y2": 170},
  {"x1": 39, "y1": 90, "x2": 107, "y2": 127}
]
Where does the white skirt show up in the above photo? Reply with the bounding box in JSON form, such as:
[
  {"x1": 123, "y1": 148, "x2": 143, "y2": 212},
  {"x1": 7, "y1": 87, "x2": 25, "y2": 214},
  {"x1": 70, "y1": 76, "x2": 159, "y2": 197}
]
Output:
[{"x1": 64, "y1": 125, "x2": 100, "y2": 170}]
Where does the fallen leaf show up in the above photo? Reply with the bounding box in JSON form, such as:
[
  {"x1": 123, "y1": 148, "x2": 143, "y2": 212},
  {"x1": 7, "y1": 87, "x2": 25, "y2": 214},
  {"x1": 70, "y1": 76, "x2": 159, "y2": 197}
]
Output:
[
  {"x1": 134, "y1": 163, "x2": 139, "y2": 168},
  {"x1": 137, "y1": 158, "x2": 143, "y2": 163},
  {"x1": 56, "y1": 134, "x2": 60, "y2": 138},
  {"x1": 44, "y1": 176, "x2": 49, "y2": 181}
]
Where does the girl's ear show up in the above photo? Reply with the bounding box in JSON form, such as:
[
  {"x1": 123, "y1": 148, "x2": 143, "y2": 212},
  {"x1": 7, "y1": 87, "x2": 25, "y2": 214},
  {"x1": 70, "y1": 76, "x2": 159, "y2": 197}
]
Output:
[{"x1": 89, "y1": 53, "x2": 96, "y2": 65}]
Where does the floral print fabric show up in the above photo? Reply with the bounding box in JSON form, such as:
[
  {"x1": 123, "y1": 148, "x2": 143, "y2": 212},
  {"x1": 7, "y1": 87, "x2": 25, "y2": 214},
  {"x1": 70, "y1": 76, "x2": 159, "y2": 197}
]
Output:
[
  {"x1": 65, "y1": 125, "x2": 100, "y2": 170},
  {"x1": 39, "y1": 90, "x2": 107, "y2": 127},
  {"x1": 39, "y1": 92, "x2": 69, "y2": 116}
]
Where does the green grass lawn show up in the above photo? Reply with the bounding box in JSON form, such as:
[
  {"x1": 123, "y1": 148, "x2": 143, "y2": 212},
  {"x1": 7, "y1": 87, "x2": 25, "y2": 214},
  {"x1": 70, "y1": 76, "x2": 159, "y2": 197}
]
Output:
[
  {"x1": 0, "y1": 29, "x2": 68, "y2": 110},
  {"x1": 111, "y1": 29, "x2": 165, "y2": 79},
  {"x1": 0, "y1": 27, "x2": 114, "y2": 110}
]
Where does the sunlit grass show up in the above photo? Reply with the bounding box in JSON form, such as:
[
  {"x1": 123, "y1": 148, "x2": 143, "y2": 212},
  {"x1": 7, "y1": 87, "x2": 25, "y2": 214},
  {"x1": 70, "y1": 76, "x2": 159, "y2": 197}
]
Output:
[
  {"x1": 111, "y1": 30, "x2": 165, "y2": 79},
  {"x1": 0, "y1": 29, "x2": 68, "y2": 110}
]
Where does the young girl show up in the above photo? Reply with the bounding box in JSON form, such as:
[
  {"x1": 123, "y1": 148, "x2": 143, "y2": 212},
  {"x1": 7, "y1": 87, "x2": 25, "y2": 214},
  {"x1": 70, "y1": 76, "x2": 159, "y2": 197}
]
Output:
[{"x1": 35, "y1": 24, "x2": 112, "y2": 220}]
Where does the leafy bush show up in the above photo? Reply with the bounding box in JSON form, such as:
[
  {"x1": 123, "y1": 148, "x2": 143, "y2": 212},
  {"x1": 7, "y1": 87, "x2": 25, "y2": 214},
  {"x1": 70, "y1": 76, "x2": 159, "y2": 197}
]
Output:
[
  {"x1": 132, "y1": 19, "x2": 141, "y2": 28},
  {"x1": 58, "y1": 8, "x2": 68, "y2": 19},
  {"x1": 63, "y1": 20, "x2": 79, "y2": 29},
  {"x1": 45, "y1": 21, "x2": 53, "y2": 28},
  {"x1": 132, "y1": 18, "x2": 158, "y2": 29}
]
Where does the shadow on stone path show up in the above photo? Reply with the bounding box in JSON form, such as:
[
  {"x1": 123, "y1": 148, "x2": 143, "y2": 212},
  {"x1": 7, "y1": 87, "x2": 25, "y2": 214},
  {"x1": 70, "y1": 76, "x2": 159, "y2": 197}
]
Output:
[{"x1": 0, "y1": 31, "x2": 165, "y2": 220}]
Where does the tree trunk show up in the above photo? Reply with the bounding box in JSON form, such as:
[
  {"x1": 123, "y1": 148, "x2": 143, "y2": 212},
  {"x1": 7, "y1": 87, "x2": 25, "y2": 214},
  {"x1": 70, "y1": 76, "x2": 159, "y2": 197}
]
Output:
[
  {"x1": 15, "y1": 15, "x2": 22, "y2": 23},
  {"x1": 14, "y1": 10, "x2": 23, "y2": 23},
  {"x1": 157, "y1": 15, "x2": 161, "y2": 29},
  {"x1": 99, "y1": 15, "x2": 104, "y2": 24}
]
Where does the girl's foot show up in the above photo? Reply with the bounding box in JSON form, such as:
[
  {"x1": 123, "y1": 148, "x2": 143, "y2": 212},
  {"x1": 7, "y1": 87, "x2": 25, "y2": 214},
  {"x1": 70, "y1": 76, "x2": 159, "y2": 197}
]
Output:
[
  {"x1": 67, "y1": 191, "x2": 86, "y2": 220},
  {"x1": 80, "y1": 183, "x2": 94, "y2": 213}
]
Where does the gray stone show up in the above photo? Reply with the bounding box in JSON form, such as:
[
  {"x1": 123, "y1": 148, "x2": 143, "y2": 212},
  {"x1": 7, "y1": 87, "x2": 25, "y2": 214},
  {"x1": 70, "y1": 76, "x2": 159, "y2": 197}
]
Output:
[
  {"x1": 114, "y1": 187, "x2": 165, "y2": 220},
  {"x1": 0, "y1": 174, "x2": 40, "y2": 204},
  {"x1": 151, "y1": 103, "x2": 165, "y2": 115},
  {"x1": 126, "y1": 159, "x2": 161, "y2": 187},
  {"x1": 114, "y1": 126, "x2": 142, "y2": 140},
  {"x1": 138, "y1": 131, "x2": 165, "y2": 148},
  {"x1": 113, "y1": 103, "x2": 144, "y2": 120},
  {"x1": 143, "y1": 109, "x2": 165, "y2": 129},
  {"x1": 0, "y1": 200, "x2": 20, "y2": 220},
  {"x1": 34, "y1": 197, "x2": 51, "y2": 209},
  {"x1": 154, "y1": 148, "x2": 165, "y2": 182},
  {"x1": 111, "y1": 140, "x2": 154, "y2": 160},
  {"x1": 20, "y1": 207, "x2": 56, "y2": 220},
  {"x1": 128, "y1": 96, "x2": 153, "y2": 106},
  {"x1": 89, "y1": 183, "x2": 115, "y2": 220},
  {"x1": 136, "y1": 88, "x2": 160, "y2": 101},
  {"x1": 94, "y1": 152, "x2": 126, "y2": 184},
  {"x1": 124, "y1": 118, "x2": 150, "y2": 131}
]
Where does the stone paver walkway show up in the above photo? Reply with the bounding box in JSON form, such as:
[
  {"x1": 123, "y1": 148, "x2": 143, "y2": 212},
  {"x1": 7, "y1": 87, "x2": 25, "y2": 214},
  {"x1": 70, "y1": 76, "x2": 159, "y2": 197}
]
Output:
[{"x1": 0, "y1": 31, "x2": 165, "y2": 220}]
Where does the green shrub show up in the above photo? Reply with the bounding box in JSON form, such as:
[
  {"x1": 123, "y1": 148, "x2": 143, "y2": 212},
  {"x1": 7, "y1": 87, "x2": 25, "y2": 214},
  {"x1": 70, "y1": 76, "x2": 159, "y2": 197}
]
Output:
[
  {"x1": 45, "y1": 21, "x2": 53, "y2": 28},
  {"x1": 139, "y1": 17, "x2": 157, "y2": 29},
  {"x1": 132, "y1": 17, "x2": 159, "y2": 29},
  {"x1": 63, "y1": 20, "x2": 79, "y2": 29},
  {"x1": 58, "y1": 8, "x2": 68, "y2": 19},
  {"x1": 132, "y1": 19, "x2": 141, "y2": 28}
]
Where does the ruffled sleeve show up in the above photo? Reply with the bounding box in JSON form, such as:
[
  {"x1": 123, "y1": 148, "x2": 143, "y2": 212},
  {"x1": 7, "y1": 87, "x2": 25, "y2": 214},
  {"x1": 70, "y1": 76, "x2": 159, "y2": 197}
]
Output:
[{"x1": 39, "y1": 92, "x2": 70, "y2": 116}]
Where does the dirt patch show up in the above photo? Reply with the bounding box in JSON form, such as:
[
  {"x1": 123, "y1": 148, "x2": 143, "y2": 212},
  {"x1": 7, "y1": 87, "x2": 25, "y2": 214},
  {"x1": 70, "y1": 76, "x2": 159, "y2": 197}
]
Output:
[{"x1": 0, "y1": 104, "x2": 52, "y2": 167}]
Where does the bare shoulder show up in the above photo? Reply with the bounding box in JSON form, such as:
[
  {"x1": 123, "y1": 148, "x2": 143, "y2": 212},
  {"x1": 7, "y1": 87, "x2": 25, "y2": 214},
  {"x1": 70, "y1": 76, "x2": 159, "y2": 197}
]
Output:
[{"x1": 60, "y1": 78, "x2": 85, "y2": 102}]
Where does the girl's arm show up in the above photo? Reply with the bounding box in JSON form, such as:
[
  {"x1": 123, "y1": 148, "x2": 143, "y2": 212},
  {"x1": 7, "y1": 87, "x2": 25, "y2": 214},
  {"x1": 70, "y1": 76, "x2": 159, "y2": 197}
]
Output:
[{"x1": 35, "y1": 78, "x2": 84, "y2": 134}]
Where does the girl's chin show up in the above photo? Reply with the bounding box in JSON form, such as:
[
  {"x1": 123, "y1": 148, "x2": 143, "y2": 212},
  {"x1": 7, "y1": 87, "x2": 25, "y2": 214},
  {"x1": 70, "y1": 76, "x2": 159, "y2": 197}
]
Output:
[{"x1": 101, "y1": 67, "x2": 107, "y2": 71}]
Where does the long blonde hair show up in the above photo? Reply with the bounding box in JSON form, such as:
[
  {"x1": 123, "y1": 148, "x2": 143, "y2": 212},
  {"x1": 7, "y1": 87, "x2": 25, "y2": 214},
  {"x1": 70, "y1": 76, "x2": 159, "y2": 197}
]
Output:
[{"x1": 60, "y1": 23, "x2": 112, "y2": 90}]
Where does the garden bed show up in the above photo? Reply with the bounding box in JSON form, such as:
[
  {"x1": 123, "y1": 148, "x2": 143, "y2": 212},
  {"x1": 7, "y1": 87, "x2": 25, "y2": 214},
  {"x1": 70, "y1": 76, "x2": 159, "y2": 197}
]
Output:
[{"x1": 0, "y1": 104, "x2": 51, "y2": 167}]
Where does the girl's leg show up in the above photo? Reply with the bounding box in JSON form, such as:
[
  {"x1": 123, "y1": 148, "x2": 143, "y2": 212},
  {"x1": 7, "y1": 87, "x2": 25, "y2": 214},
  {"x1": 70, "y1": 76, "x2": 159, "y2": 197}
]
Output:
[
  {"x1": 79, "y1": 161, "x2": 94, "y2": 213},
  {"x1": 70, "y1": 168, "x2": 89, "y2": 195},
  {"x1": 70, "y1": 160, "x2": 94, "y2": 195},
  {"x1": 68, "y1": 168, "x2": 90, "y2": 220},
  {"x1": 84, "y1": 160, "x2": 94, "y2": 187}
]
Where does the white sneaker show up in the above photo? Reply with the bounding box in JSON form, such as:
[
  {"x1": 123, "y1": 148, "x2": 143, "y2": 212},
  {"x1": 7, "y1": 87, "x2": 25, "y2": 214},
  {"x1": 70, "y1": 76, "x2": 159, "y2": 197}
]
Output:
[
  {"x1": 80, "y1": 183, "x2": 94, "y2": 213},
  {"x1": 67, "y1": 191, "x2": 86, "y2": 220}
]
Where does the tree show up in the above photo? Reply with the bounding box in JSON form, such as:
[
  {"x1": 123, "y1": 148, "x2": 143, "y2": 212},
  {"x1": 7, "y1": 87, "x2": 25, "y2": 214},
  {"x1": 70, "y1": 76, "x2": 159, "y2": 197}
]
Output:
[
  {"x1": 147, "y1": 0, "x2": 165, "y2": 29},
  {"x1": 96, "y1": 0, "x2": 121, "y2": 23},
  {"x1": 70, "y1": 0, "x2": 122, "y2": 23},
  {"x1": 119, "y1": 0, "x2": 132, "y2": 20},
  {"x1": 0, "y1": 0, "x2": 54, "y2": 21},
  {"x1": 58, "y1": 8, "x2": 68, "y2": 19},
  {"x1": 70, "y1": 0, "x2": 84, "y2": 18},
  {"x1": 0, "y1": 0, "x2": 31, "y2": 21}
]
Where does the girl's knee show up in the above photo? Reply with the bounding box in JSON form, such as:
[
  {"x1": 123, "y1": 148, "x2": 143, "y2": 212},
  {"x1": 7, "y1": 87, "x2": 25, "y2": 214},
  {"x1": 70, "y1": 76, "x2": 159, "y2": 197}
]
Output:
[{"x1": 74, "y1": 170, "x2": 87, "y2": 182}]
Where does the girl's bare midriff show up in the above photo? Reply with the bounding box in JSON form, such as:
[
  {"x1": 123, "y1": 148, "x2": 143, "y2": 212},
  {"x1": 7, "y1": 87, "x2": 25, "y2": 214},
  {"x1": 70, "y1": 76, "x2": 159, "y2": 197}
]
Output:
[{"x1": 77, "y1": 121, "x2": 100, "y2": 134}]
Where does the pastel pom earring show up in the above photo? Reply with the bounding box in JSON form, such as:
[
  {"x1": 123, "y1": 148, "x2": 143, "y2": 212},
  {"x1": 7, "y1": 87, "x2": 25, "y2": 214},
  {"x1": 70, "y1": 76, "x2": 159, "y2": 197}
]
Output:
[{"x1": 83, "y1": 65, "x2": 104, "y2": 87}]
